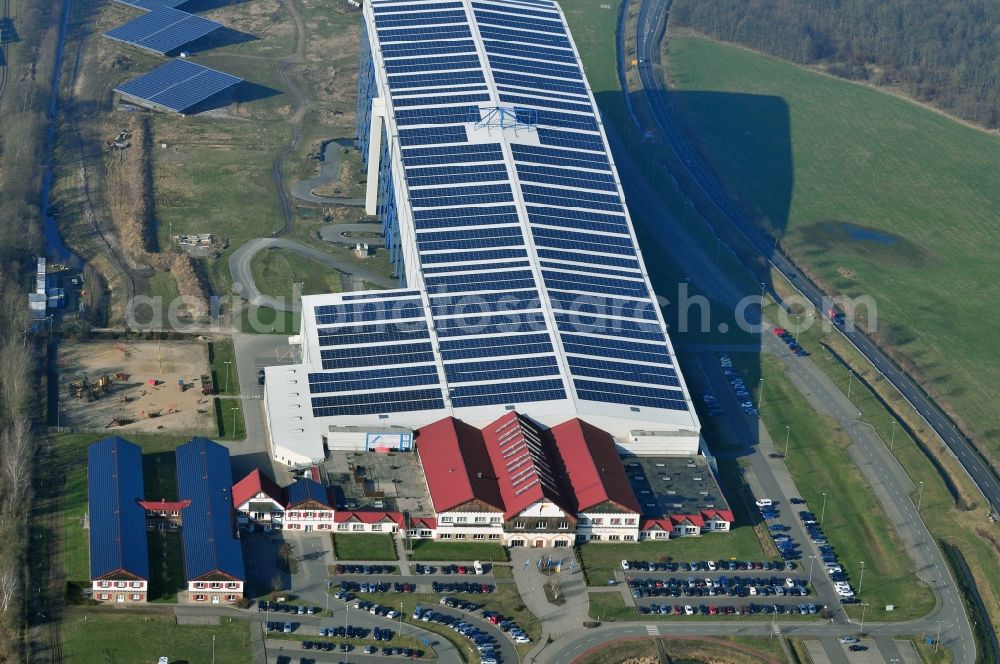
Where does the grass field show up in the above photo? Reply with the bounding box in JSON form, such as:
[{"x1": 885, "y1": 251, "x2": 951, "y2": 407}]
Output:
[
  {"x1": 576, "y1": 528, "x2": 768, "y2": 587},
  {"x1": 147, "y1": 531, "x2": 185, "y2": 603},
  {"x1": 665, "y1": 34, "x2": 1000, "y2": 464},
  {"x1": 578, "y1": 639, "x2": 658, "y2": 664},
  {"x1": 578, "y1": 636, "x2": 787, "y2": 664},
  {"x1": 61, "y1": 612, "x2": 252, "y2": 663},
  {"x1": 250, "y1": 248, "x2": 344, "y2": 302},
  {"x1": 208, "y1": 339, "x2": 239, "y2": 396},
  {"x1": 215, "y1": 398, "x2": 247, "y2": 440},
  {"x1": 588, "y1": 591, "x2": 632, "y2": 621},
  {"x1": 408, "y1": 541, "x2": 509, "y2": 562},
  {"x1": 736, "y1": 352, "x2": 935, "y2": 621},
  {"x1": 333, "y1": 534, "x2": 398, "y2": 561}
]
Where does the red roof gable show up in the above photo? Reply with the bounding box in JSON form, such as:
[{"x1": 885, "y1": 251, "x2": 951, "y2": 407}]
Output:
[
  {"x1": 417, "y1": 417, "x2": 504, "y2": 513},
  {"x1": 409, "y1": 517, "x2": 437, "y2": 529},
  {"x1": 334, "y1": 511, "x2": 404, "y2": 527},
  {"x1": 482, "y1": 412, "x2": 570, "y2": 520},
  {"x1": 547, "y1": 419, "x2": 640, "y2": 514},
  {"x1": 232, "y1": 469, "x2": 285, "y2": 508},
  {"x1": 137, "y1": 499, "x2": 191, "y2": 511}
]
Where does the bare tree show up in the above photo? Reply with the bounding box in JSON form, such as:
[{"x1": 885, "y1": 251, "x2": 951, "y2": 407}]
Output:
[
  {"x1": 0, "y1": 340, "x2": 32, "y2": 422},
  {"x1": 0, "y1": 566, "x2": 18, "y2": 614},
  {"x1": 2, "y1": 419, "x2": 33, "y2": 514}
]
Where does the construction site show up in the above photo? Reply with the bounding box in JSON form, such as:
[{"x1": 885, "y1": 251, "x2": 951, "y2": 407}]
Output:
[{"x1": 57, "y1": 340, "x2": 216, "y2": 433}]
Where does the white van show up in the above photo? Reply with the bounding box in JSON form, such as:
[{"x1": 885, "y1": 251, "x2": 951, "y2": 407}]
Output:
[
  {"x1": 755, "y1": 498, "x2": 773, "y2": 508},
  {"x1": 473, "y1": 560, "x2": 484, "y2": 575}
]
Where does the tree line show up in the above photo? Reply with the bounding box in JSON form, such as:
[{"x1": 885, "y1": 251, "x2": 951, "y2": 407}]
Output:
[
  {"x1": 0, "y1": 271, "x2": 37, "y2": 660},
  {"x1": 670, "y1": 0, "x2": 1000, "y2": 129}
]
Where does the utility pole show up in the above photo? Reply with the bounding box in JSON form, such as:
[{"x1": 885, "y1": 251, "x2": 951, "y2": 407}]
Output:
[{"x1": 858, "y1": 603, "x2": 870, "y2": 635}]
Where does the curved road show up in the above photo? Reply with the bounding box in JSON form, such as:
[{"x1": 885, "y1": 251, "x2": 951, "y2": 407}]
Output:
[
  {"x1": 229, "y1": 238, "x2": 398, "y2": 312},
  {"x1": 633, "y1": 0, "x2": 1000, "y2": 519},
  {"x1": 290, "y1": 139, "x2": 366, "y2": 207},
  {"x1": 318, "y1": 223, "x2": 386, "y2": 247}
]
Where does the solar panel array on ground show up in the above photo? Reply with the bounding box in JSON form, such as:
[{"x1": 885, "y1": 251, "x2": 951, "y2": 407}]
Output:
[
  {"x1": 105, "y1": 6, "x2": 221, "y2": 55},
  {"x1": 112, "y1": 0, "x2": 191, "y2": 10},
  {"x1": 115, "y1": 58, "x2": 242, "y2": 113}
]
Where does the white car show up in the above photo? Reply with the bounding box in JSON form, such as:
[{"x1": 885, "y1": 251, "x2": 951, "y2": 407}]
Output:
[
  {"x1": 839, "y1": 636, "x2": 859, "y2": 644},
  {"x1": 474, "y1": 560, "x2": 484, "y2": 575},
  {"x1": 755, "y1": 498, "x2": 773, "y2": 508},
  {"x1": 387, "y1": 610, "x2": 399, "y2": 619},
  {"x1": 707, "y1": 561, "x2": 717, "y2": 571},
  {"x1": 621, "y1": 560, "x2": 630, "y2": 570},
  {"x1": 514, "y1": 635, "x2": 531, "y2": 644},
  {"x1": 785, "y1": 578, "x2": 796, "y2": 588},
  {"x1": 684, "y1": 605, "x2": 694, "y2": 615}
]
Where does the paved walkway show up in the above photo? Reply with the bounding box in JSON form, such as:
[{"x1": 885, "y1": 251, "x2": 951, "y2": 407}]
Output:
[
  {"x1": 289, "y1": 139, "x2": 365, "y2": 207},
  {"x1": 229, "y1": 237, "x2": 398, "y2": 312},
  {"x1": 509, "y1": 547, "x2": 589, "y2": 640}
]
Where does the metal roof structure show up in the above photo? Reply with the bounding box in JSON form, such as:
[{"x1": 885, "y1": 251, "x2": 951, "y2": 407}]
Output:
[
  {"x1": 105, "y1": 7, "x2": 221, "y2": 55},
  {"x1": 264, "y1": 0, "x2": 700, "y2": 461},
  {"x1": 88, "y1": 437, "x2": 150, "y2": 581},
  {"x1": 115, "y1": 59, "x2": 242, "y2": 113},
  {"x1": 175, "y1": 438, "x2": 245, "y2": 582}
]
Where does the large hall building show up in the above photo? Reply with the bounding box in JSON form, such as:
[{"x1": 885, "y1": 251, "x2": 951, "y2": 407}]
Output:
[{"x1": 264, "y1": 0, "x2": 703, "y2": 466}]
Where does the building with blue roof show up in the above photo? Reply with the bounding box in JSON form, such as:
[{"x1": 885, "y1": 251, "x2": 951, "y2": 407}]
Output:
[
  {"x1": 88, "y1": 436, "x2": 150, "y2": 603},
  {"x1": 263, "y1": 0, "x2": 701, "y2": 465},
  {"x1": 175, "y1": 437, "x2": 246, "y2": 603}
]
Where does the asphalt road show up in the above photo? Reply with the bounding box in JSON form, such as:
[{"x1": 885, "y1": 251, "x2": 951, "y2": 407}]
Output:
[
  {"x1": 290, "y1": 139, "x2": 366, "y2": 207},
  {"x1": 632, "y1": 0, "x2": 1000, "y2": 518},
  {"x1": 229, "y1": 237, "x2": 398, "y2": 312},
  {"x1": 557, "y1": 1, "x2": 979, "y2": 662}
]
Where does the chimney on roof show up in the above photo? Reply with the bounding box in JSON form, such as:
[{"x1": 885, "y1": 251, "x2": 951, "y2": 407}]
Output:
[{"x1": 477, "y1": 472, "x2": 483, "y2": 479}]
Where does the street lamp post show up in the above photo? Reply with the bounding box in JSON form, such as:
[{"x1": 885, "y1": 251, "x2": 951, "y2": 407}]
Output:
[
  {"x1": 858, "y1": 603, "x2": 870, "y2": 635},
  {"x1": 917, "y1": 481, "x2": 925, "y2": 512},
  {"x1": 847, "y1": 370, "x2": 854, "y2": 400},
  {"x1": 807, "y1": 555, "x2": 817, "y2": 589},
  {"x1": 890, "y1": 420, "x2": 897, "y2": 452},
  {"x1": 757, "y1": 378, "x2": 764, "y2": 411},
  {"x1": 224, "y1": 361, "x2": 232, "y2": 392},
  {"x1": 820, "y1": 492, "x2": 828, "y2": 525},
  {"x1": 784, "y1": 425, "x2": 790, "y2": 456},
  {"x1": 935, "y1": 620, "x2": 944, "y2": 653},
  {"x1": 232, "y1": 407, "x2": 240, "y2": 438},
  {"x1": 858, "y1": 561, "x2": 865, "y2": 599},
  {"x1": 212, "y1": 634, "x2": 216, "y2": 664}
]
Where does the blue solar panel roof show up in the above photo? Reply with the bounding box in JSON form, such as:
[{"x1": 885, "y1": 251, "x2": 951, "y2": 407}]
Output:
[
  {"x1": 115, "y1": 59, "x2": 242, "y2": 113},
  {"x1": 105, "y1": 7, "x2": 221, "y2": 55},
  {"x1": 113, "y1": 0, "x2": 191, "y2": 9},
  {"x1": 285, "y1": 479, "x2": 333, "y2": 508},
  {"x1": 175, "y1": 438, "x2": 245, "y2": 582},
  {"x1": 88, "y1": 437, "x2": 150, "y2": 581}
]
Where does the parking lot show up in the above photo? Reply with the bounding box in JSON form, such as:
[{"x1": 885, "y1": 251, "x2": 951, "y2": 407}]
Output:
[{"x1": 323, "y1": 450, "x2": 433, "y2": 515}]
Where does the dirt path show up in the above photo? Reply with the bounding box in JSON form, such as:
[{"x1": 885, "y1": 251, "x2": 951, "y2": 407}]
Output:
[{"x1": 271, "y1": 0, "x2": 311, "y2": 237}]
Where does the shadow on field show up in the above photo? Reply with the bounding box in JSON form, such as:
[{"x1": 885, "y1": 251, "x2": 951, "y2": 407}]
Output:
[
  {"x1": 182, "y1": 0, "x2": 255, "y2": 11},
  {"x1": 176, "y1": 26, "x2": 260, "y2": 55},
  {"x1": 183, "y1": 80, "x2": 281, "y2": 114}
]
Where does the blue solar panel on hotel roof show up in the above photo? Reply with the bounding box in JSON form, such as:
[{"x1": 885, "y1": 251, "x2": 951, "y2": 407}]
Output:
[
  {"x1": 105, "y1": 7, "x2": 221, "y2": 55},
  {"x1": 88, "y1": 437, "x2": 150, "y2": 581},
  {"x1": 115, "y1": 59, "x2": 242, "y2": 112},
  {"x1": 175, "y1": 438, "x2": 244, "y2": 582}
]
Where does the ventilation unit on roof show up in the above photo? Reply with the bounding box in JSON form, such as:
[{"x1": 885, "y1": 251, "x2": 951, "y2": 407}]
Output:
[
  {"x1": 672, "y1": 503, "x2": 684, "y2": 509},
  {"x1": 661, "y1": 476, "x2": 670, "y2": 481},
  {"x1": 699, "y1": 491, "x2": 709, "y2": 496},
  {"x1": 693, "y1": 477, "x2": 702, "y2": 481},
  {"x1": 655, "y1": 463, "x2": 665, "y2": 467}
]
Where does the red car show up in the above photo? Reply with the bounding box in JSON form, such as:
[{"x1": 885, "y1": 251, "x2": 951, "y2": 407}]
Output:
[
  {"x1": 708, "y1": 606, "x2": 718, "y2": 615},
  {"x1": 457, "y1": 566, "x2": 467, "y2": 575},
  {"x1": 772, "y1": 327, "x2": 786, "y2": 335}
]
